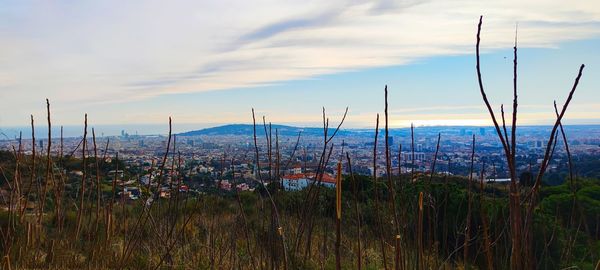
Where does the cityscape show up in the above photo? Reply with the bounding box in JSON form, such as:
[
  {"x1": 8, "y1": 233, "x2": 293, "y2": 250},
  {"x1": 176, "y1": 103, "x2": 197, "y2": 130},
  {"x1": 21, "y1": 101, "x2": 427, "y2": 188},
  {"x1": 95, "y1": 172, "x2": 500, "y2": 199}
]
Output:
[
  {"x1": 2, "y1": 124, "x2": 599, "y2": 198},
  {"x1": 1, "y1": 1, "x2": 599, "y2": 269}
]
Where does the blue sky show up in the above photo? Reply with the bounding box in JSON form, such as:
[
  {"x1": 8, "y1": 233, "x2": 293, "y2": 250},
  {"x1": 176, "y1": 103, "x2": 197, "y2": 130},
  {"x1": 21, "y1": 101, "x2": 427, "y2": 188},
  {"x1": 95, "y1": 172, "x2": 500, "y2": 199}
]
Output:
[
  {"x1": 114, "y1": 39, "x2": 600, "y2": 130},
  {"x1": 1, "y1": 1, "x2": 599, "y2": 132}
]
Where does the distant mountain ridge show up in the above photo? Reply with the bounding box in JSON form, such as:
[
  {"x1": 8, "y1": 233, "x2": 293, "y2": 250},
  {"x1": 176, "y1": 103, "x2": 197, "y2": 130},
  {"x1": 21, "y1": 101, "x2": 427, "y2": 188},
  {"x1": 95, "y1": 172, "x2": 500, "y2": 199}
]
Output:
[
  {"x1": 177, "y1": 124, "x2": 353, "y2": 137},
  {"x1": 177, "y1": 124, "x2": 600, "y2": 137}
]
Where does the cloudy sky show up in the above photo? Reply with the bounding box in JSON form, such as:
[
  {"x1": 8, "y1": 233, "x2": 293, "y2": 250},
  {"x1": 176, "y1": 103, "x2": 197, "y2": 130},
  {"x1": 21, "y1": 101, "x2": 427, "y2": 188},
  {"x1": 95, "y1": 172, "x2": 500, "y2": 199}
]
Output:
[{"x1": 1, "y1": 0, "x2": 600, "y2": 133}]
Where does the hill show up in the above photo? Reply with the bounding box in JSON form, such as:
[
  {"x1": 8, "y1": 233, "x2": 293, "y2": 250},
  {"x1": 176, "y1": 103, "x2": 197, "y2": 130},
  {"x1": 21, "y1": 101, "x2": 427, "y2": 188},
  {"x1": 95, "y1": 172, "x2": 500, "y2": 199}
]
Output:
[{"x1": 177, "y1": 124, "x2": 353, "y2": 137}]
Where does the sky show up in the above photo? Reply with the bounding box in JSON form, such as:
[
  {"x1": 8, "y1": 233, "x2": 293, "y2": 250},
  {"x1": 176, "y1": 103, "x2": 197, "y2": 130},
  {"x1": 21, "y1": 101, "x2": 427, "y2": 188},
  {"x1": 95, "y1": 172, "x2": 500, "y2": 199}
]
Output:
[{"x1": 1, "y1": 0, "x2": 600, "y2": 135}]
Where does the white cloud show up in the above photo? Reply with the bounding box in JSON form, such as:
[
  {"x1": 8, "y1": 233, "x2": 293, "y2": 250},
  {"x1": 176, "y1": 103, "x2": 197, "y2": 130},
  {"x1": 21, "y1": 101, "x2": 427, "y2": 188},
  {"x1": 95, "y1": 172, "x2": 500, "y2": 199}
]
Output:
[{"x1": 1, "y1": 0, "x2": 600, "y2": 124}]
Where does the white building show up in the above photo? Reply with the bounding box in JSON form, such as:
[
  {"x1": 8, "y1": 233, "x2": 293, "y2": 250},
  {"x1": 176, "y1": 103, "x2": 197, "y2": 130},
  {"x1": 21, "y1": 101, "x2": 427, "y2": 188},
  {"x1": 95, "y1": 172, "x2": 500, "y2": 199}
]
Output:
[{"x1": 282, "y1": 173, "x2": 336, "y2": 191}]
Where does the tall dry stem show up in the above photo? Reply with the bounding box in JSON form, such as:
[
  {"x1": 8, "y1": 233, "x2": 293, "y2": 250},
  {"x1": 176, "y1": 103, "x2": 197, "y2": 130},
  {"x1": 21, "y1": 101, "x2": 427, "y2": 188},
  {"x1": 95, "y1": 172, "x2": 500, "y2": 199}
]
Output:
[
  {"x1": 335, "y1": 162, "x2": 342, "y2": 270},
  {"x1": 345, "y1": 153, "x2": 362, "y2": 270},
  {"x1": 372, "y1": 114, "x2": 388, "y2": 270},
  {"x1": 75, "y1": 114, "x2": 88, "y2": 240}
]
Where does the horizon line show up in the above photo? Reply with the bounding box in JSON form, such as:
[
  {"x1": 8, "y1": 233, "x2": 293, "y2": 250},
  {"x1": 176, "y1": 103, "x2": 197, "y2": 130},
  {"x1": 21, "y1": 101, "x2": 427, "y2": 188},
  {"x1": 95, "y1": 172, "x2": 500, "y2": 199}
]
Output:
[{"x1": 2, "y1": 123, "x2": 600, "y2": 140}]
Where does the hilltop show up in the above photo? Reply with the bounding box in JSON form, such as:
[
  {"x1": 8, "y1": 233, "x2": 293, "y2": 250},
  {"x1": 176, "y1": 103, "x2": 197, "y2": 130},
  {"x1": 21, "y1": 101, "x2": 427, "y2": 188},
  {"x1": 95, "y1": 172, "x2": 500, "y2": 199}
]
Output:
[
  {"x1": 177, "y1": 124, "x2": 600, "y2": 138},
  {"x1": 177, "y1": 124, "x2": 354, "y2": 137}
]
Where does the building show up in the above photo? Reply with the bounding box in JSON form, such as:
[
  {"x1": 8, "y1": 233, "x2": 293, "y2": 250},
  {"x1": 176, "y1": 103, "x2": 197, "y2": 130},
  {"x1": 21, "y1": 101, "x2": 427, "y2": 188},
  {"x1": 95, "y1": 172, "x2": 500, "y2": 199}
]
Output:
[
  {"x1": 219, "y1": 180, "x2": 232, "y2": 191},
  {"x1": 282, "y1": 173, "x2": 336, "y2": 191},
  {"x1": 288, "y1": 165, "x2": 302, "y2": 175},
  {"x1": 236, "y1": 183, "x2": 251, "y2": 191},
  {"x1": 123, "y1": 187, "x2": 141, "y2": 200},
  {"x1": 401, "y1": 152, "x2": 426, "y2": 162}
]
